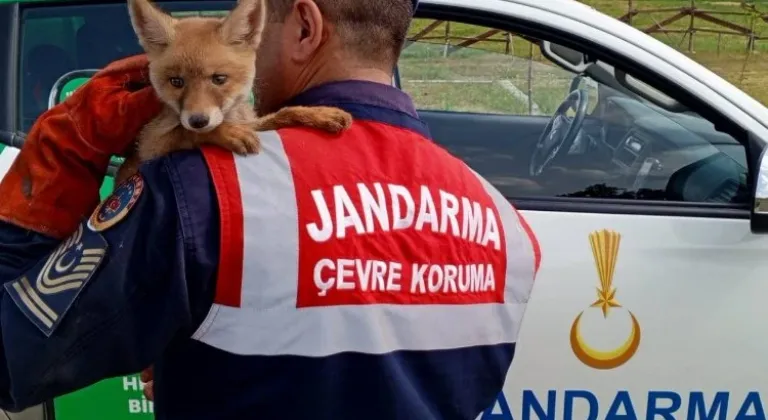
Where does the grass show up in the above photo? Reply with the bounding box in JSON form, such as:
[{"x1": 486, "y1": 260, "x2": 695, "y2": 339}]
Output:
[
  {"x1": 402, "y1": 0, "x2": 768, "y2": 113},
  {"x1": 399, "y1": 41, "x2": 580, "y2": 115}
]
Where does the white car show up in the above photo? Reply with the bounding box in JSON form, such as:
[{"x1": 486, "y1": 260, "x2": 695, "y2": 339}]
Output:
[{"x1": 1, "y1": 0, "x2": 767, "y2": 418}]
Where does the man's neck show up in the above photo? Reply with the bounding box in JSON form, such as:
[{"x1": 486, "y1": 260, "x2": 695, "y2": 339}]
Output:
[
  {"x1": 289, "y1": 50, "x2": 393, "y2": 99},
  {"x1": 305, "y1": 69, "x2": 392, "y2": 91}
]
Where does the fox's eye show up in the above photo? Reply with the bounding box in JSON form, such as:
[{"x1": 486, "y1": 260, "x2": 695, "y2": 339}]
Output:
[
  {"x1": 212, "y1": 74, "x2": 228, "y2": 85},
  {"x1": 169, "y1": 77, "x2": 184, "y2": 88}
]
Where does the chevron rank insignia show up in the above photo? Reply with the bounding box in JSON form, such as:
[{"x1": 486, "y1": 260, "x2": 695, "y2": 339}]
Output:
[{"x1": 5, "y1": 223, "x2": 108, "y2": 337}]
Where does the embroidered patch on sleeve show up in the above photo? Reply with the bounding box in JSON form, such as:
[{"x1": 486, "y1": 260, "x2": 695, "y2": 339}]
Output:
[
  {"x1": 88, "y1": 173, "x2": 144, "y2": 232},
  {"x1": 5, "y1": 223, "x2": 108, "y2": 337}
]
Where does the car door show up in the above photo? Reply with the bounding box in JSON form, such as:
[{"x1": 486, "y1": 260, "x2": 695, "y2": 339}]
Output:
[{"x1": 400, "y1": 3, "x2": 768, "y2": 419}]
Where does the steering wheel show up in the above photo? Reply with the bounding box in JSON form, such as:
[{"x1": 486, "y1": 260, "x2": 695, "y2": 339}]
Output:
[
  {"x1": 569, "y1": 74, "x2": 584, "y2": 93},
  {"x1": 529, "y1": 88, "x2": 590, "y2": 177}
]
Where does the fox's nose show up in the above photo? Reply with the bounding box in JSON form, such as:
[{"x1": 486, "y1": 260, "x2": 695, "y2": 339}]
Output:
[{"x1": 188, "y1": 114, "x2": 210, "y2": 129}]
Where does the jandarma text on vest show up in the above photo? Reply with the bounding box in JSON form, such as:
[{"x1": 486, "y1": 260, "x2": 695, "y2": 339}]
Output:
[
  {"x1": 307, "y1": 183, "x2": 501, "y2": 248},
  {"x1": 301, "y1": 182, "x2": 505, "y2": 302}
]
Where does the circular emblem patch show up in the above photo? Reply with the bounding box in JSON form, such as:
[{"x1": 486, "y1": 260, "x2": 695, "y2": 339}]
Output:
[{"x1": 87, "y1": 173, "x2": 144, "y2": 232}]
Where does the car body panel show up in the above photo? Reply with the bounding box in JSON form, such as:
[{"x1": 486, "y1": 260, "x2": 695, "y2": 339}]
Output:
[{"x1": 481, "y1": 211, "x2": 768, "y2": 419}]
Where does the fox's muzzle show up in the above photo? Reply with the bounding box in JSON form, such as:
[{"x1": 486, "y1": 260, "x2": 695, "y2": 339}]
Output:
[{"x1": 180, "y1": 108, "x2": 224, "y2": 133}]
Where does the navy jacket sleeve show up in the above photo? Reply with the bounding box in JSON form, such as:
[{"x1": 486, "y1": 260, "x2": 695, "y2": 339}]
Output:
[{"x1": 0, "y1": 150, "x2": 218, "y2": 411}]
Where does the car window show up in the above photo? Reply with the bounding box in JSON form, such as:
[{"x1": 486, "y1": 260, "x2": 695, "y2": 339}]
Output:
[
  {"x1": 18, "y1": 1, "x2": 233, "y2": 132},
  {"x1": 20, "y1": 4, "x2": 136, "y2": 130},
  {"x1": 398, "y1": 20, "x2": 749, "y2": 206}
]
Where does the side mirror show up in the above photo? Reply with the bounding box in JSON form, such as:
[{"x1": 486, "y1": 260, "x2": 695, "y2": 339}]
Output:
[
  {"x1": 47, "y1": 69, "x2": 99, "y2": 110},
  {"x1": 751, "y1": 133, "x2": 768, "y2": 233},
  {"x1": 540, "y1": 41, "x2": 589, "y2": 73}
]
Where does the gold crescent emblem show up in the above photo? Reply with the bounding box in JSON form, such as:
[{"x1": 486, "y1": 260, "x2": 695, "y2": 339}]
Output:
[{"x1": 569, "y1": 229, "x2": 641, "y2": 370}]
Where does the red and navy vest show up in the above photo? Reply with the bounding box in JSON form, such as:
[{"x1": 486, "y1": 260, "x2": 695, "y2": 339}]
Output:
[{"x1": 156, "y1": 80, "x2": 540, "y2": 420}]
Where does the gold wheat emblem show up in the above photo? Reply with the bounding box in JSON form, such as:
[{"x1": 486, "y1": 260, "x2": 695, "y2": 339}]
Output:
[
  {"x1": 569, "y1": 229, "x2": 641, "y2": 370},
  {"x1": 589, "y1": 229, "x2": 622, "y2": 317}
]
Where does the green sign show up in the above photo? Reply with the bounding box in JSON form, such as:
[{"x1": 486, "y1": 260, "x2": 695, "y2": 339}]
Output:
[
  {"x1": 54, "y1": 375, "x2": 154, "y2": 418},
  {"x1": 53, "y1": 175, "x2": 154, "y2": 419},
  {"x1": 58, "y1": 77, "x2": 90, "y2": 104}
]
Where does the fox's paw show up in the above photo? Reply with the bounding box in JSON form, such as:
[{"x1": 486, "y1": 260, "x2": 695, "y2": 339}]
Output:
[
  {"x1": 265, "y1": 106, "x2": 353, "y2": 134},
  {"x1": 311, "y1": 107, "x2": 353, "y2": 134},
  {"x1": 218, "y1": 123, "x2": 261, "y2": 156}
]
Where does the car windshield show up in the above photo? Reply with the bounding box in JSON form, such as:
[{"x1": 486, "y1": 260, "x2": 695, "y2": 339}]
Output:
[
  {"x1": 19, "y1": 1, "x2": 233, "y2": 131},
  {"x1": 600, "y1": 70, "x2": 746, "y2": 168},
  {"x1": 546, "y1": 48, "x2": 748, "y2": 169}
]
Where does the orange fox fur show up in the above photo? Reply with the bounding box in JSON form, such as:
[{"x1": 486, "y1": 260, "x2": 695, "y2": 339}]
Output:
[{"x1": 118, "y1": 0, "x2": 352, "y2": 184}]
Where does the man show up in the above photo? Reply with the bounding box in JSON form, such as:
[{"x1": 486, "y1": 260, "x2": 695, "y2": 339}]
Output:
[{"x1": 0, "y1": 0, "x2": 540, "y2": 418}]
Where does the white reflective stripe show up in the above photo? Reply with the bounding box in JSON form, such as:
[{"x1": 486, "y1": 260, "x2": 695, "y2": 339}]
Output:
[
  {"x1": 194, "y1": 133, "x2": 534, "y2": 357},
  {"x1": 468, "y1": 167, "x2": 537, "y2": 305},
  {"x1": 0, "y1": 147, "x2": 20, "y2": 181},
  {"x1": 192, "y1": 130, "x2": 300, "y2": 340},
  {"x1": 235, "y1": 130, "x2": 300, "y2": 309},
  {"x1": 200, "y1": 302, "x2": 527, "y2": 357}
]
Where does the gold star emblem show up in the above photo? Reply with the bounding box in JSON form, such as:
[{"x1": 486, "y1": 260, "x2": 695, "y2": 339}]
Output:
[{"x1": 591, "y1": 286, "x2": 621, "y2": 318}]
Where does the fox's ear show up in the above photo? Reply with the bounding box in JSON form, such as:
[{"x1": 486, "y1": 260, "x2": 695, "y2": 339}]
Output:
[
  {"x1": 128, "y1": 0, "x2": 176, "y2": 53},
  {"x1": 220, "y1": 0, "x2": 266, "y2": 47}
]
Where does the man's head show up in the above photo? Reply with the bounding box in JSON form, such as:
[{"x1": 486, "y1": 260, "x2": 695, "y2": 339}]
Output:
[{"x1": 255, "y1": 0, "x2": 416, "y2": 115}]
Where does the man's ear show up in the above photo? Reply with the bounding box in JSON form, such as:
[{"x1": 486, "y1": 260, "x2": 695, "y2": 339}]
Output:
[
  {"x1": 286, "y1": 0, "x2": 324, "y2": 63},
  {"x1": 128, "y1": 0, "x2": 176, "y2": 53},
  {"x1": 220, "y1": 0, "x2": 266, "y2": 47}
]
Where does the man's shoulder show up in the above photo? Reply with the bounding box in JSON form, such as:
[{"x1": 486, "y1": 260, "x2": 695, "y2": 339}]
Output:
[
  {"x1": 136, "y1": 149, "x2": 218, "y2": 226},
  {"x1": 164, "y1": 148, "x2": 210, "y2": 176},
  {"x1": 139, "y1": 149, "x2": 211, "y2": 189}
]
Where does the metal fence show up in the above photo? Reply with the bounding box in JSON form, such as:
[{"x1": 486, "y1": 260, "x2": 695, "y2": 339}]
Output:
[{"x1": 407, "y1": 0, "x2": 767, "y2": 55}]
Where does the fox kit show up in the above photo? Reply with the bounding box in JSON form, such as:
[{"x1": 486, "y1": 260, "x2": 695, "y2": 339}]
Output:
[{"x1": 117, "y1": 0, "x2": 352, "y2": 184}]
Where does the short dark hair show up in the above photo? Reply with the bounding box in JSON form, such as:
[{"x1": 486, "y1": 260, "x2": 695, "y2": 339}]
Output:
[{"x1": 266, "y1": 0, "x2": 413, "y2": 67}]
